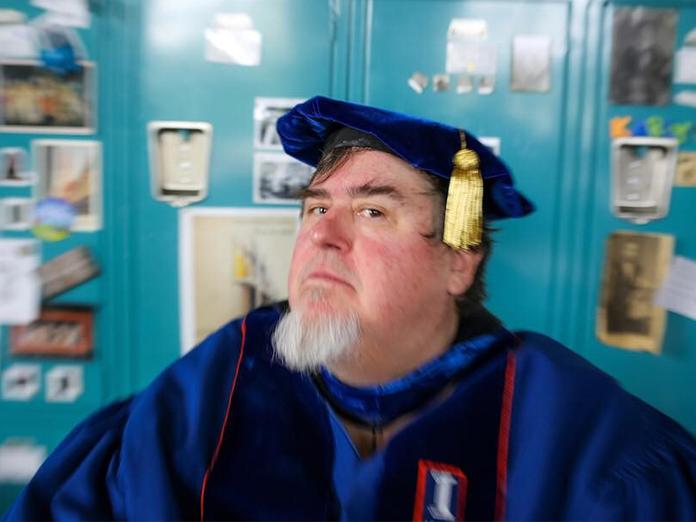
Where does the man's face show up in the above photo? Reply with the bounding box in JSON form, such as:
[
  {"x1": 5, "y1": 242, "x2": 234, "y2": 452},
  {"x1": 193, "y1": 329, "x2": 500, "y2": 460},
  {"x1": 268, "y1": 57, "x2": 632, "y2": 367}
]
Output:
[{"x1": 288, "y1": 149, "x2": 461, "y2": 343}]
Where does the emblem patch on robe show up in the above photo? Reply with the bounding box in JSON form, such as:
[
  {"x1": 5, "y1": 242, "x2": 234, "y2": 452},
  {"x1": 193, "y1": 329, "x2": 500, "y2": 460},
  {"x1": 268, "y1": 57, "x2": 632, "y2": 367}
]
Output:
[{"x1": 412, "y1": 459, "x2": 468, "y2": 522}]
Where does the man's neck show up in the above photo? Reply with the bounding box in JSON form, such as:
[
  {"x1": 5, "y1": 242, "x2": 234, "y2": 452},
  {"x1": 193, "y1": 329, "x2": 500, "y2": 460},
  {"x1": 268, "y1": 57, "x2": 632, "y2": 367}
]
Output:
[{"x1": 326, "y1": 304, "x2": 460, "y2": 386}]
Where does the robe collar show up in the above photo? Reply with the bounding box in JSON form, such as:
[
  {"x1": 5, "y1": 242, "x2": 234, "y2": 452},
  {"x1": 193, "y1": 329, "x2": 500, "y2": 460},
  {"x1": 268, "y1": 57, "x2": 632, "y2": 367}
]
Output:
[{"x1": 314, "y1": 306, "x2": 510, "y2": 427}]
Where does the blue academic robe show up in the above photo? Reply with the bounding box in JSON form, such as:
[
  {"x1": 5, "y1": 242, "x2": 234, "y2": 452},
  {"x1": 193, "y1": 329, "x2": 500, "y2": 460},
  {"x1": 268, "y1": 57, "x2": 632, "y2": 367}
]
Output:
[{"x1": 3, "y1": 303, "x2": 696, "y2": 521}]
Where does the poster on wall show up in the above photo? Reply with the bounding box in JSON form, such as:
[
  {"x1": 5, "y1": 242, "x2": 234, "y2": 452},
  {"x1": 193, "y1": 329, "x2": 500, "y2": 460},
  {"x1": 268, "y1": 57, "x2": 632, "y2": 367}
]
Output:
[
  {"x1": 0, "y1": 61, "x2": 96, "y2": 133},
  {"x1": 32, "y1": 139, "x2": 101, "y2": 231},
  {"x1": 596, "y1": 231, "x2": 674, "y2": 354},
  {"x1": 609, "y1": 8, "x2": 677, "y2": 105},
  {"x1": 179, "y1": 208, "x2": 298, "y2": 353}
]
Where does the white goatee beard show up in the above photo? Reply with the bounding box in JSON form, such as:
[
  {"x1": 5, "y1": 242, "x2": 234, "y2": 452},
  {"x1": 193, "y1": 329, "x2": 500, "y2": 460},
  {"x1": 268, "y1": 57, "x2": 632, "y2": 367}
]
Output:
[{"x1": 272, "y1": 297, "x2": 361, "y2": 372}]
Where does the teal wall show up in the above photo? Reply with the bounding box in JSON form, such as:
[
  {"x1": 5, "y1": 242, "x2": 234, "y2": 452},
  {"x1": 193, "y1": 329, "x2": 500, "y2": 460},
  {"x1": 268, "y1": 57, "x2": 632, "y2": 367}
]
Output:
[{"x1": 1, "y1": 0, "x2": 695, "y2": 512}]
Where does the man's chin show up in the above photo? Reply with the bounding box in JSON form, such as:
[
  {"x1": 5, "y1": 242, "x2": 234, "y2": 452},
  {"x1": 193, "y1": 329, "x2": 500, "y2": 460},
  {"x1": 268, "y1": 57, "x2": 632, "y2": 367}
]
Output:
[{"x1": 271, "y1": 307, "x2": 361, "y2": 372}]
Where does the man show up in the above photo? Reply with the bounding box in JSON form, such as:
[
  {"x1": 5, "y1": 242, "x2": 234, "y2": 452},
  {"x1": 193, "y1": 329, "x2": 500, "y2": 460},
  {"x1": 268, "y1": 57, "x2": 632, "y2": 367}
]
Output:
[{"x1": 4, "y1": 96, "x2": 696, "y2": 521}]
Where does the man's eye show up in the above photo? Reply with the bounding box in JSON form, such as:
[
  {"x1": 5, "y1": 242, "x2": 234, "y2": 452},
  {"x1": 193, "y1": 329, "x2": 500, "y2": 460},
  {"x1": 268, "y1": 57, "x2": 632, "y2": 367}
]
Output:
[
  {"x1": 307, "y1": 206, "x2": 327, "y2": 216},
  {"x1": 359, "y1": 208, "x2": 383, "y2": 218}
]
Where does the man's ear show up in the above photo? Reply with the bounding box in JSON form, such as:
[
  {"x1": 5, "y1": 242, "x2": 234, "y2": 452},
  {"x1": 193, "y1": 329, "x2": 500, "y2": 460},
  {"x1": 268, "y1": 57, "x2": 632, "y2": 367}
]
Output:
[{"x1": 447, "y1": 247, "x2": 484, "y2": 296}]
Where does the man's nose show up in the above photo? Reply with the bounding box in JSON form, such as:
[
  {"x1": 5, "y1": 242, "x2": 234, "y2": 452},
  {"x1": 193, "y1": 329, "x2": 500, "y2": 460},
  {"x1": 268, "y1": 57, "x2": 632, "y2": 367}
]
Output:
[{"x1": 310, "y1": 209, "x2": 353, "y2": 251}]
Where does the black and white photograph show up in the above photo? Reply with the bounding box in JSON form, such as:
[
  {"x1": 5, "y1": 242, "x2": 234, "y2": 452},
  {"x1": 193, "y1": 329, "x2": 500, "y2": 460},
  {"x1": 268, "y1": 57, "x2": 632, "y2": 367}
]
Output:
[
  {"x1": 0, "y1": 61, "x2": 96, "y2": 133},
  {"x1": 253, "y1": 97, "x2": 304, "y2": 149},
  {"x1": 597, "y1": 231, "x2": 674, "y2": 353},
  {"x1": 253, "y1": 152, "x2": 313, "y2": 204},
  {"x1": 0, "y1": 198, "x2": 34, "y2": 231},
  {"x1": 0, "y1": 148, "x2": 32, "y2": 186},
  {"x1": 609, "y1": 8, "x2": 677, "y2": 105}
]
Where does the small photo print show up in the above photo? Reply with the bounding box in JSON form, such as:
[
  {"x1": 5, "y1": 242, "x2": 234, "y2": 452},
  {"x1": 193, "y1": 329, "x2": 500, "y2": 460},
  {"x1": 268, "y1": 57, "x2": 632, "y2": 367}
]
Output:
[
  {"x1": 253, "y1": 152, "x2": 313, "y2": 204},
  {"x1": 0, "y1": 61, "x2": 96, "y2": 133},
  {"x1": 253, "y1": 97, "x2": 304, "y2": 149},
  {"x1": 32, "y1": 140, "x2": 101, "y2": 231},
  {"x1": 45, "y1": 365, "x2": 83, "y2": 403},
  {"x1": 0, "y1": 198, "x2": 34, "y2": 231},
  {"x1": 1, "y1": 364, "x2": 40, "y2": 401},
  {"x1": 0, "y1": 147, "x2": 33, "y2": 186}
]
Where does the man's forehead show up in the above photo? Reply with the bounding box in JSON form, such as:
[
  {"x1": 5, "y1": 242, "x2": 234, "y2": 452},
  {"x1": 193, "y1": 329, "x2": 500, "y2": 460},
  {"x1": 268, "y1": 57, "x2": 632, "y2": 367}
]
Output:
[
  {"x1": 308, "y1": 150, "x2": 429, "y2": 191},
  {"x1": 302, "y1": 179, "x2": 409, "y2": 201}
]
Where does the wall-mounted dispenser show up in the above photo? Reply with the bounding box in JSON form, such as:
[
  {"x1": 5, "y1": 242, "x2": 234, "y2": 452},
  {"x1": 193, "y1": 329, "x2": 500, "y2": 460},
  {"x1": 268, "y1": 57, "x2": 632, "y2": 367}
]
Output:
[
  {"x1": 148, "y1": 121, "x2": 213, "y2": 207},
  {"x1": 611, "y1": 137, "x2": 678, "y2": 224}
]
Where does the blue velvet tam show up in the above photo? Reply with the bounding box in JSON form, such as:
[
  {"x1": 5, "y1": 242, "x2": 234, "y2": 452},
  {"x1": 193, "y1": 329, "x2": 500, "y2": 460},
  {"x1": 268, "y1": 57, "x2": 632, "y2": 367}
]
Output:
[{"x1": 276, "y1": 96, "x2": 534, "y2": 221}]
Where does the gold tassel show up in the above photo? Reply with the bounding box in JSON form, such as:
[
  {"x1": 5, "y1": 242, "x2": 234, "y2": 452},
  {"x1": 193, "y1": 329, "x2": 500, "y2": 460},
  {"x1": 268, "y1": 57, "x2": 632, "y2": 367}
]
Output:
[{"x1": 443, "y1": 133, "x2": 483, "y2": 250}]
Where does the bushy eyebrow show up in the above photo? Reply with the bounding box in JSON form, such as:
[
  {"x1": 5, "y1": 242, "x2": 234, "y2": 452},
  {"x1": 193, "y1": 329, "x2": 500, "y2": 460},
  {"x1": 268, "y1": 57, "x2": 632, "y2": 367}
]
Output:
[{"x1": 299, "y1": 182, "x2": 406, "y2": 203}]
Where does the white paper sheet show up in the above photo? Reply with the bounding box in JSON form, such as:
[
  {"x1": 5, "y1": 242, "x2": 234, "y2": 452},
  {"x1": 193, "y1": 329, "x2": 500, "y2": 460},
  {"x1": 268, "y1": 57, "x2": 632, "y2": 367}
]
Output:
[
  {"x1": 0, "y1": 24, "x2": 38, "y2": 58},
  {"x1": 0, "y1": 239, "x2": 41, "y2": 325},
  {"x1": 674, "y1": 47, "x2": 696, "y2": 84},
  {"x1": 655, "y1": 256, "x2": 696, "y2": 321},
  {"x1": 0, "y1": 442, "x2": 46, "y2": 483}
]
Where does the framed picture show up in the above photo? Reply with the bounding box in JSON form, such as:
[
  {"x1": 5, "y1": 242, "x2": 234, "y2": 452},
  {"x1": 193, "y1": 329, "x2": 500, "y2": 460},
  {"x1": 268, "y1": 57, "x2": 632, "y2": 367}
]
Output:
[
  {"x1": 253, "y1": 97, "x2": 304, "y2": 149},
  {"x1": 32, "y1": 139, "x2": 101, "y2": 231},
  {"x1": 253, "y1": 152, "x2": 313, "y2": 204},
  {"x1": 179, "y1": 207, "x2": 298, "y2": 353},
  {"x1": 10, "y1": 307, "x2": 94, "y2": 358},
  {"x1": 596, "y1": 231, "x2": 674, "y2": 354},
  {"x1": 0, "y1": 198, "x2": 34, "y2": 230},
  {"x1": 0, "y1": 147, "x2": 33, "y2": 186},
  {"x1": 0, "y1": 60, "x2": 96, "y2": 133}
]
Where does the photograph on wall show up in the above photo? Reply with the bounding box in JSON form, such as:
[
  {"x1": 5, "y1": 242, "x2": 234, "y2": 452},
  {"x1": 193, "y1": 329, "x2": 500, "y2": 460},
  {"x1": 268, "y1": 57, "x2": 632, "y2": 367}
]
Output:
[
  {"x1": 0, "y1": 61, "x2": 95, "y2": 133},
  {"x1": 596, "y1": 231, "x2": 674, "y2": 354},
  {"x1": 179, "y1": 208, "x2": 298, "y2": 353},
  {"x1": 510, "y1": 34, "x2": 552, "y2": 92},
  {"x1": 675, "y1": 152, "x2": 696, "y2": 187},
  {"x1": 32, "y1": 140, "x2": 101, "y2": 231},
  {"x1": 1, "y1": 364, "x2": 40, "y2": 401},
  {"x1": 253, "y1": 152, "x2": 313, "y2": 204},
  {"x1": 0, "y1": 198, "x2": 34, "y2": 231},
  {"x1": 609, "y1": 8, "x2": 677, "y2": 105},
  {"x1": 38, "y1": 246, "x2": 100, "y2": 300},
  {"x1": 45, "y1": 365, "x2": 83, "y2": 403},
  {"x1": 253, "y1": 97, "x2": 304, "y2": 149},
  {"x1": 0, "y1": 147, "x2": 33, "y2": 186},
  {"x1": 10, "y1": 306, "x2": 94, "y2": 358}
]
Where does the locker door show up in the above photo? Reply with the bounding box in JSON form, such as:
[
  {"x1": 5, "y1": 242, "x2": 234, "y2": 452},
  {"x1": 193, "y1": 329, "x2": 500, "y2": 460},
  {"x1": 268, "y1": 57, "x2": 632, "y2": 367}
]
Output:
[
  {"x1": 576, "y1": 2, "x2": 696, "y2": 434},
  {"x1": 363, "y1": 0, "x2": 572, "y2": 333},
  {"x1": 128, "y1": 0, "x2": 337, "y2": 387}
]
